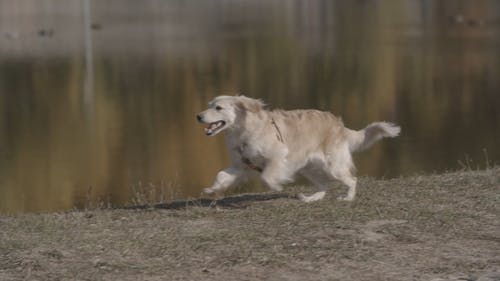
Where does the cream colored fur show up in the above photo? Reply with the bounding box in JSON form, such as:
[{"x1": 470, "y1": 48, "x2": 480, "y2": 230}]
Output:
[{"x1": 197, "y1": 95, "x2": 400, "y2": 202}]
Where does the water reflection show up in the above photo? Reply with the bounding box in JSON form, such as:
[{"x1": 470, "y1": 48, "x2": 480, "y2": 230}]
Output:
[{"x1": 1, "y1": 1, "x2": 499, "y2": 213}]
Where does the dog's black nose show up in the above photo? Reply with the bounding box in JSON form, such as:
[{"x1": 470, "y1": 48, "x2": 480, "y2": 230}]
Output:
[{"x1": 196, "y1": 114, "x2": 202, "y2": 122}]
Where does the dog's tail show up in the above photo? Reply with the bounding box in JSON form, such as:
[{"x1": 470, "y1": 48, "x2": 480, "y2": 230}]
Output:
[{"x1": 347, "y1": 122, "x2": 400, "y2": 153}]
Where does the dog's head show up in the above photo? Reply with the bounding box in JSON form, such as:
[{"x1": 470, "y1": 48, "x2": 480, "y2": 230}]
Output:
[{"x1": 197, "y1": 95, "x2": 265, "y2": 136}]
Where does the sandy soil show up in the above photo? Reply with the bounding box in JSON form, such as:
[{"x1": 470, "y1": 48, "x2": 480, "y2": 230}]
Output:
[{"x1": 1, "y1": 168, "x2": 499, "y2": 281}]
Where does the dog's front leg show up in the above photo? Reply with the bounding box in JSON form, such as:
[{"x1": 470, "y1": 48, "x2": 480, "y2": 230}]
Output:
[
  {"x1": 261, "y1": 159, "x2": 290, "y2": 192},
  {"x1": 203, "y1": 167, "x2": 245, "y2": 195}
]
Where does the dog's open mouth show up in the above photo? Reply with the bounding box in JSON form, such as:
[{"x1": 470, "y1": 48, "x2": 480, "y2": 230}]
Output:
[{"x1": 204, "y1": 121, "x2": 226, "y2": 136}]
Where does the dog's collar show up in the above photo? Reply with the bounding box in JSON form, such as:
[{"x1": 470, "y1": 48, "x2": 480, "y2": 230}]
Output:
[{"x1": 271, "y1": 118, "x2": 284, "y2": 143}]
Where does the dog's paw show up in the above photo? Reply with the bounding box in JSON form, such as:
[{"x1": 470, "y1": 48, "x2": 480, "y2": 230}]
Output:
[
  {"x1": 202, "y1": 187, "x2": 225, "y2": 197},
  {"x1": 297, "y1": 193, "x2": 308, "y2": 201},
  {"x1": 298, "y1": 191, "x2": 326, "y2": 203},
  {"x1": 337, "y1": 195, "x2": 354, "y2": 202},
  {"x1": 203, "y1": 188, "x2": 216, "y2": 195},
  {"x1": 268, "y1": 184, "x2": 284, "y2": 192}
]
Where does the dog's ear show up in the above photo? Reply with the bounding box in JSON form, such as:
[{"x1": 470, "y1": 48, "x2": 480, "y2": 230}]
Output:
[{"x1": 236, "y1": 95, "x2": 265, "y2": 113}]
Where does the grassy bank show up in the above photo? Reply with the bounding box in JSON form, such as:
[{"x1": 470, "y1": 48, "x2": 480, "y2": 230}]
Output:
[{"x1": 1, "y1": 168, "x2": 499, "y2": 281}]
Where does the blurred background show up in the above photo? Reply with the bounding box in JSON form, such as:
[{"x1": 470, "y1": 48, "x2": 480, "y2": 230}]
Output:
[{"x1": 1, "y1": 0, "x2": 499, "y2": 213}]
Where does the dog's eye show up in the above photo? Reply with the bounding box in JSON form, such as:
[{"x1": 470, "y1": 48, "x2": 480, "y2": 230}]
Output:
[{"x1": 215, "y1": 106, "x2": 223, "y2": 111}]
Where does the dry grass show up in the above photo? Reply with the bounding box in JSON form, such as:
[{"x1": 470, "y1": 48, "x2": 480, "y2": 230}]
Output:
[{"x1": 1, "y1": 168, "x2": 499, "y2": 281}]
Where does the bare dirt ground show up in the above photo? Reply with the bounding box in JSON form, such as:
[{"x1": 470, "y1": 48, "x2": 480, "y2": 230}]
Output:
[{"x1": 1, "y1": 168, "x2": 499, "y2": 281}]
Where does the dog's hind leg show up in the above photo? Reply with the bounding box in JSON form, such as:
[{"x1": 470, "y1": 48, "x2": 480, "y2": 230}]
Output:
[
  {"x1": 334, "y1": 171, "x2": 357, "y2": 201},
  {"x1": 326, "y1": 146, "x2": 358, "y2": 201},
  {"x1": 203, "y1": 167, "x2": 246, "y2": 195}
]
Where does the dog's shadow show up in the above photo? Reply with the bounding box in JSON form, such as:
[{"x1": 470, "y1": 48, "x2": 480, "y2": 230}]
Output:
[{"x1": 126, "y1": 192, "x2": 296, "y2": 210}]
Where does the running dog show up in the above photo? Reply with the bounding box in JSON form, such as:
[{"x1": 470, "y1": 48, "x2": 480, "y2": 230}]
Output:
[{"x1": 197, "y1": 95, "x2": 400, "y2": 202}]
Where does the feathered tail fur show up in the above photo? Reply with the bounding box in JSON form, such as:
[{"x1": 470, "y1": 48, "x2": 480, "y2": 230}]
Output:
[{"x1": 348, "y1": 122, "x2": 401, "y2": 152}]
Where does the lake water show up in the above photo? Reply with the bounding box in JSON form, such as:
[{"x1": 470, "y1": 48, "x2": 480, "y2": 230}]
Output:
[{"x1": 1, "y1": 0, "x2": 499, "y2": 213}]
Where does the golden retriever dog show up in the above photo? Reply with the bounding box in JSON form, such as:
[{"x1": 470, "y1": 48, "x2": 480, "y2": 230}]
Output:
[{"x1": 197, "y1": 95, "x2": 400, "y2": 202}]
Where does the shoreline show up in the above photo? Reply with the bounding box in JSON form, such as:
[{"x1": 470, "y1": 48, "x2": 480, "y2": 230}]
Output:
[{"x1": 1, "y1": 168, "x2": 499, "y2": 281}]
